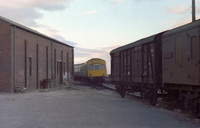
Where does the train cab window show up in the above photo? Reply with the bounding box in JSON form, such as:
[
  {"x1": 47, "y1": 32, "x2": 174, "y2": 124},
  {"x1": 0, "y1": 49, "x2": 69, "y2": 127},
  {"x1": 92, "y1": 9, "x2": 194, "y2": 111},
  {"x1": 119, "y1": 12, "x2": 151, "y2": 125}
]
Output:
[
  {"x1": 190, "y1": 36, "x2": 197, "y2": 58},
  {"x1": 100, "y1": 64, "x2": 105, "y2": 70},
  {"x1": 175, "y1": 36, "x2": 183, "y2": 65},
  {"x1": 89, "y1": 64, "x2": 93, "y2": 70},
  {"x1": 94, "y1": 64, "x2": 99, "y2": 70}
]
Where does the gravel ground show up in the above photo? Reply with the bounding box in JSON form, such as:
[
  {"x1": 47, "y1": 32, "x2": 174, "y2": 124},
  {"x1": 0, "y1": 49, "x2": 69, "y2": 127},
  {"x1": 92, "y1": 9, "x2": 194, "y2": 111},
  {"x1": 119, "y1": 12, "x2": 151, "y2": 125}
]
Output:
[{"x1": 0, "y1": 84, "x2": 199, "y2": 128}]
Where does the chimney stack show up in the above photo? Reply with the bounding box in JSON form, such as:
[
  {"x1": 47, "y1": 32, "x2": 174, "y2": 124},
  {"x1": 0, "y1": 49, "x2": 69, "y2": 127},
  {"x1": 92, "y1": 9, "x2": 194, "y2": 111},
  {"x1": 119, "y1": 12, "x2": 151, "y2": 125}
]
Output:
[{"x1": 192, "y1": 0, "x2": 196, "y2": 22}]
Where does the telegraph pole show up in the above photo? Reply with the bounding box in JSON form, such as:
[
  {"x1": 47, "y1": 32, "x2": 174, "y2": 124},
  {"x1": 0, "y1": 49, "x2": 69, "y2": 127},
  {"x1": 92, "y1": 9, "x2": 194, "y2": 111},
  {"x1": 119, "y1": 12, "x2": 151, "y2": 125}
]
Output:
[{"x1": 192, "y1": 0, "x2": 196, "y2": 22}]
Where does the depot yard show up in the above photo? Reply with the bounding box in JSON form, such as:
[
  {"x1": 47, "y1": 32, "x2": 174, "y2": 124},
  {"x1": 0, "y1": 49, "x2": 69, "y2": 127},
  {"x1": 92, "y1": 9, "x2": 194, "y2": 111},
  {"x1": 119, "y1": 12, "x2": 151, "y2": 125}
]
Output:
[{"x1": 0, "y1": 83, "x2": 199, "y2": 128}]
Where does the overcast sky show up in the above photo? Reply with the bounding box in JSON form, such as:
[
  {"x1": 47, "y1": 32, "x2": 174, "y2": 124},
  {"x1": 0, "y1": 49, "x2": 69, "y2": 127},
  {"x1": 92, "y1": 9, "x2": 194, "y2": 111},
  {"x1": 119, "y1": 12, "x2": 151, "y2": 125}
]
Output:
[{"x1": 0, "y1": 0, "x2": 200, "y2": 74}]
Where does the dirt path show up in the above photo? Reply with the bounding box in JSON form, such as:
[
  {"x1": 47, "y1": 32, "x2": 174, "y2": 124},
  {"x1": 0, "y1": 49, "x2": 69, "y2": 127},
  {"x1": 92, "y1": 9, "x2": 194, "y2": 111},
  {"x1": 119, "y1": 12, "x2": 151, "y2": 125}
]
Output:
[{"x1": 0, "y1": 85, "x2": 199, "y2": 128}]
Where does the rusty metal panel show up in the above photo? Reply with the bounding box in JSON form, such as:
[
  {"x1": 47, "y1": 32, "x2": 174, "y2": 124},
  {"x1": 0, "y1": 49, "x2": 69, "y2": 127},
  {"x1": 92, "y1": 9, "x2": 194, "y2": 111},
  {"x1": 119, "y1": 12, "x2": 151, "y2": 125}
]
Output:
[
  {"x1": 130, "y1": 48, "x2": 134, "y2": 82},
  {"x1": 149, "y1": 43, "x2": 155, "y2": 84},
  {"x1": 111, "y1": 52, "x2": 120, "y2": 82},
  {"x1": 132, "y1": 46, "x2": 142, "y2": 83},
  {"x1": 123, "y1": 51, "x2": 126, "y2": 81},
  {"x1": 121, "y1": 49, "x2": 131, "y2": 82},
  {"x1": 120, "y1": 51, "x2": 123, "y2": 81},
  {"x1": 127, "y1": 49, "x2": 131, "y2": 82}
]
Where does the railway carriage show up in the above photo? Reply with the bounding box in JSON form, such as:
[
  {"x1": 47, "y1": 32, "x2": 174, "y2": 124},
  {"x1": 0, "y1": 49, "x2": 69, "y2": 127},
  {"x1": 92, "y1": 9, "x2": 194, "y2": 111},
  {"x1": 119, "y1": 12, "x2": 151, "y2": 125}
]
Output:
[
  {"x1": 110, "y1": 33, "x2": 163, "y2": 105},
  {"x1": 162, "y1": 20, "x2": 200, "y2": 112},
  {"x1": 110, "y1": 19, "x2": 200, "y2": 112}
]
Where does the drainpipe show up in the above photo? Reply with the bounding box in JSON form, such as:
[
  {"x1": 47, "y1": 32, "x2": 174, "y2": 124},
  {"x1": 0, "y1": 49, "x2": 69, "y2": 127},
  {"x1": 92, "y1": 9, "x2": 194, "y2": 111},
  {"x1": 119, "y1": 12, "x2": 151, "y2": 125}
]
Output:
[
  {"x1": 13, "y1": 26, "x2": 16, "y2": 92},
  {"x1": 51, "y1": 41, "x2": 54, "y2": 87}
]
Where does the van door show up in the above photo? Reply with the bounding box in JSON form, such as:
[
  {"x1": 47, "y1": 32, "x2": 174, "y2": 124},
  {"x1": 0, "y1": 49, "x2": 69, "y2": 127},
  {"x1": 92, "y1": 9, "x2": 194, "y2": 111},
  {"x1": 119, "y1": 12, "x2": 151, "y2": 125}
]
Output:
[{"x1": 188, "y1": 28, "x2": 199, "y2": 85}]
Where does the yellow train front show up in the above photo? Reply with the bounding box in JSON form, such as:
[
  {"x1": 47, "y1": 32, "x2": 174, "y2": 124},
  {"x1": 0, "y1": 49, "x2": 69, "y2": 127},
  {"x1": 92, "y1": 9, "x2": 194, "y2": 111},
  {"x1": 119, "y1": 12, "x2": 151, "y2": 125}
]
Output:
[
  {"x1": 87, "y1": 58, "x2": 107, "y2": 83},
  {"x1": 74, "y1": 58, "x2": 107, "y2": 84}
]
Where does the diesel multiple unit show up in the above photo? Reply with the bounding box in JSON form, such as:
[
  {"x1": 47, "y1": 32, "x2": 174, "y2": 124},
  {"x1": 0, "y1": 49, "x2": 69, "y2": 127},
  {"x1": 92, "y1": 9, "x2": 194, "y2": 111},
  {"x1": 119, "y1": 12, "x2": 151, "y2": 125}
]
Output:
[{"x1": 74, "y1": 58, "x2": 107, "y2": 83}]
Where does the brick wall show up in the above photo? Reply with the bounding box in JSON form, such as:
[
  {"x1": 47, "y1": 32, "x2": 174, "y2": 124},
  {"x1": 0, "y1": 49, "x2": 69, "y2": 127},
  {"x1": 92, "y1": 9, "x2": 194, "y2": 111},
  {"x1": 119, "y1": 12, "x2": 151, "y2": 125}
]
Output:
[
  {"x1": 0, "y1": 21, "x2": 73, "y2": 92},
  {"x1": 0, "y1": 22, "x2": 12, "y2": 92},
  {"x1": 14, "y1": 27, "x2": 74, "y2": 91}
]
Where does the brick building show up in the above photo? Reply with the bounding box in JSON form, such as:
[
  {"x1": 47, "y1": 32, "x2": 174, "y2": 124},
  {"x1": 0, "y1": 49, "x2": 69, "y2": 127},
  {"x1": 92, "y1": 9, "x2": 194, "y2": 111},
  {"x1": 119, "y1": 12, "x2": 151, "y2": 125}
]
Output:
[{"x1": 0, "y1": 16, "x2": 74, "y2": 92}]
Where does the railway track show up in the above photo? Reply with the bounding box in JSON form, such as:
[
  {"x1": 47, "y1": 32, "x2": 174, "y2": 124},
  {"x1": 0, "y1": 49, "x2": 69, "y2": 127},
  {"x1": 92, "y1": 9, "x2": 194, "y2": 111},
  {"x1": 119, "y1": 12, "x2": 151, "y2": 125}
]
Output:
[
  {"x1": 89, "y1": 83, "x2": 115, "y2": 91},
  {"x1": 73, "y1": 81, "x2": 115, "y2": 91}
]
